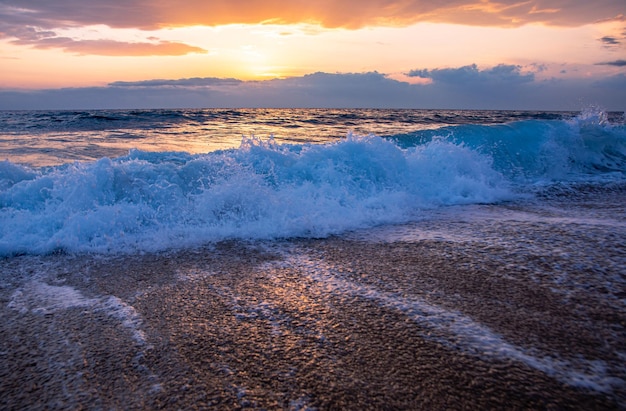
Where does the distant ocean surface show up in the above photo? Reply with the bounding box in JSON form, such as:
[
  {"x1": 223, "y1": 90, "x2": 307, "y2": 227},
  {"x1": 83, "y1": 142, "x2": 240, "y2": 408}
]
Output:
[{"x1": 0, "y1": 108, "x2": 624, "y2": 255}]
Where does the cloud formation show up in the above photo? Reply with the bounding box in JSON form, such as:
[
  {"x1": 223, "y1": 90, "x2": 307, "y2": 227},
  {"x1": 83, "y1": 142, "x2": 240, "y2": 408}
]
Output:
[
  {"x1": 2, "y1": 1, "x2": 622, "y2": 56},
  {"x1": 600, "y1": 36, "x2": 621, "y2": 45},
  {"x1": 109, "y1": 78, "x2": 242, "y2": 87},
  {"x1": 407, "y1": 64, "x2": 535, "y2": 85},
  {"x1": 1, "y1": 1, "x2": 623, "y2": 31},
  {"x1": 1, "y1": 67, "x2": 624, "y2": 111},
  {"x1": 599, "y1": 29, "x2": 626, "y2": 51},
  {"x1": 593, "y1": 73, "x2": 626, "y2": 90},
  {"x1": 0, "y1": 9, "x2": 207, "y2": 56},
  {"x1": 596, "y1": 59, "x2": 626, "y2": 67},
  {"x1": 0, "y1": 19, "x2": 206, "y2": 56},
  {"x1": 14, "y1": 37, "x2": 206, "y2": 56}
]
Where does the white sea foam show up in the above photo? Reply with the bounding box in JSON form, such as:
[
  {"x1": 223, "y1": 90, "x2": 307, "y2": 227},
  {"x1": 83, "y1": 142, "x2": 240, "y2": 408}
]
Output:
[
  {"x1": 96, "y1": 295, "x2": 147, "y2": 345},
  {"x1": 280, "y1": 252, "x2": 625, "y2": 394},
  {"x1": 8, "y1": 281, "x2": 147, "y2": 346},
  {"x1": 7, "y1": 281, "x2": 97, "y2": 315},
  {"x1": 0, "y1": 135, "x2": 512, "y2": 255},
  {"x1": 0, "y1": 110, "x2": 624, "y2": 256},
  {"x1": 349, "y1": 203, "x2": 626, "y2": 245}
]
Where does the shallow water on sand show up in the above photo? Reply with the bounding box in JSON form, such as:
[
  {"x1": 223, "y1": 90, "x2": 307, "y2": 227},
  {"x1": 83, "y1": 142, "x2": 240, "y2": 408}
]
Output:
[{"x1": 1, "y1": 188, "x2": 624, "y2": 410}]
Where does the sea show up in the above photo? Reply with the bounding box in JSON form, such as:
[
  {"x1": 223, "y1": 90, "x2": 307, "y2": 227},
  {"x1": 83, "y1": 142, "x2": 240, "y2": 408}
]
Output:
[
  {"x1": 1, "y1": 108, "x2": 625, "y2": 409},
  {"x1": 1, "y1": 107, "x2": 624, "y2": 255}
]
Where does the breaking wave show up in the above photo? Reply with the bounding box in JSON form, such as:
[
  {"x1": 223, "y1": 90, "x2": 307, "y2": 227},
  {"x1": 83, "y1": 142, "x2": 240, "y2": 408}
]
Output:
[{"x1": 0, "y1": 109, "x2": 624, "y2": 255}]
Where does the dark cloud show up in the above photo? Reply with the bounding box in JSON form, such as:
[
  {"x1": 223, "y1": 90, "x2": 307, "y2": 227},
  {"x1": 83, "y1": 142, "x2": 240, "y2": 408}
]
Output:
[
  {"x1": 600, "y1": 36, "x2": 620, "y2": 45},
  {"x1": 595, "y1": 59, "x2": 626, "y2": 67},
  {"x1": 598, "y1": 35, "x2": 623, "y2": 51},
  {"x1": 597, "y1": 26, "x2": 626, "y2": 49},
  {"x1": 1, "y1": 68, "x2": 624, "y2": 111},
  {"x1": 407, "y1": 64, "x2": 534, "y2": 85},
  {"x1": 593, "y1": 73, "x2": 626, "y2": 89}
]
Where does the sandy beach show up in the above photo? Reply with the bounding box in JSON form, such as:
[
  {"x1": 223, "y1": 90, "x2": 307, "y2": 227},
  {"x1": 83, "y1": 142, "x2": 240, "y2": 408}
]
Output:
[{"x1": 1, "y1": 201, "x2": 625, "y2": 410}]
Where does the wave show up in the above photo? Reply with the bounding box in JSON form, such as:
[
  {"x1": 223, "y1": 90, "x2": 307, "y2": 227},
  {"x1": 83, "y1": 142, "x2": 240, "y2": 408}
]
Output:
[
  {"x1": 1, "y1": 110, "x2": 624, "y2": 255},
  {"x1": 392, "y1": 108, "x2": 626, "y2": 181}
]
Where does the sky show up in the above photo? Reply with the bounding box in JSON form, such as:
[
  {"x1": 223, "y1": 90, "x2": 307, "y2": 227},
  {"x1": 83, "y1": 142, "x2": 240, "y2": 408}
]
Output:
[{"x1": 0, "y1": 0, "x2": 625, "y2": 110}]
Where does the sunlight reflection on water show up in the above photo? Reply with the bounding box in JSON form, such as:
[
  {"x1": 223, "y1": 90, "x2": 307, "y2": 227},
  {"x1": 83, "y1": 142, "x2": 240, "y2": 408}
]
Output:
[{"x1": 1, "y1": 108, "x2": 562, "y2": 167}]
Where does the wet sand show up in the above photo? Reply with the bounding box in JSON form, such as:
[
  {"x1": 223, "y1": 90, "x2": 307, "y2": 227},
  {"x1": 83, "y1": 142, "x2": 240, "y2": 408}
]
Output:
[{"x1": 1, "y1": 212, "x2": 625, "y2": 409}]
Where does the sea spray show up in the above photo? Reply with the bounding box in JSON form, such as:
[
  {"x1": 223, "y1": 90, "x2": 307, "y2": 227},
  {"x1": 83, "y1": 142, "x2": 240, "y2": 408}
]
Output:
[
  {"x1": 0, "y1": 134, "x2": 510, "y2": 255},
  {"x1": 0, "y1": 109, "x2": 624, "y2": 255}
]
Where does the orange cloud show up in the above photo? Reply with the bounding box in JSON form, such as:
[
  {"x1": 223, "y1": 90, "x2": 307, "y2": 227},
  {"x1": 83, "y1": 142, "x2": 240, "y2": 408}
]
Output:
[
  {"x1": 93, "y1": 1, "x2": 626, "y2": 29},
  {"x1": 2, "y1": 1, "x2": 624, "y2": 30},
  {"x1": 23, "y1": 38, "x2": 207, "y2": 56},
  {"x1": 1, "y1": 1, "x2": 623, "y2": 57}
]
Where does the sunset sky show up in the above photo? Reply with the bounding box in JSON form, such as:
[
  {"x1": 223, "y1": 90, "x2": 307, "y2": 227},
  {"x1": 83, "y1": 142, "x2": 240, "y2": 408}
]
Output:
[{"x1": 0, "y1": 0, "x2": 625, "y2": 110}]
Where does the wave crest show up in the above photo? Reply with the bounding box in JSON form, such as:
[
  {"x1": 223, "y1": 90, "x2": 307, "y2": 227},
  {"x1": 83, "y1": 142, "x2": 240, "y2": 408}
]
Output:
[{"x1": 0, "y1": 134, "x2": 510, "y2": 255}]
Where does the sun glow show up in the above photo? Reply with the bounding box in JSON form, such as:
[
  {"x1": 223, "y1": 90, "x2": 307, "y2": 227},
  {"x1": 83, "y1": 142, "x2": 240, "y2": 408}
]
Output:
[{"x1": 0, "y1": 15, "x2": 623, "y2": 89}]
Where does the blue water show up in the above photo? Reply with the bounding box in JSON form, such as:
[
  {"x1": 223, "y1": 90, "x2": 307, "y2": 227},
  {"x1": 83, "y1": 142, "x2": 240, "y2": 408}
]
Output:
[{"x1": 0, "y1": 108, "x2": 624, "y2": 255}]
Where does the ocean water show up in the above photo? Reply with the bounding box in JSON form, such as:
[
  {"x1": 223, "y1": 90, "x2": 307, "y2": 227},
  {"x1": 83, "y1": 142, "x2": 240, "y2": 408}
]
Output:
[
  {"x1": 1, "y1": 108, "x2": 626, "y2": 408},
  {"x1": 1, "y1": 108, "x2": 624, "y2": 255}
]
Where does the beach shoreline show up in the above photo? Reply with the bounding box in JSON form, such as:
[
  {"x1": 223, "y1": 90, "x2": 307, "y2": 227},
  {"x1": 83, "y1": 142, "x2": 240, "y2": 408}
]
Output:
[{"x1": 1, "y1": 200, "x2": 624, "y2": 409}]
